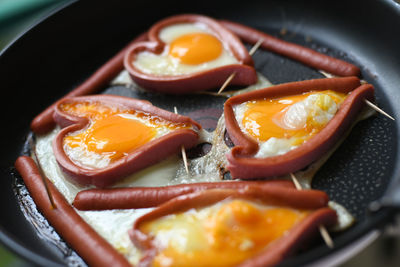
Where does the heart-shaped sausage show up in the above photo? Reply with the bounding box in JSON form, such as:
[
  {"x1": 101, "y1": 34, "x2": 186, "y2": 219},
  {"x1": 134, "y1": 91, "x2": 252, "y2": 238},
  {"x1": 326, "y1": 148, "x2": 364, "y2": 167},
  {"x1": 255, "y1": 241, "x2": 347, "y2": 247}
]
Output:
[
  {"x1": 224, "y1": 76, "x2": 374, "y2": 179},
  {"x1": 52, "y1": 95, "x2": 201, "y2": 187},
  {"x1": 124, "y1": 14, "x2": 257, "y2": 94},
  {"x1": 130, "y1": 187, "x2": 336, "y2": 267}
]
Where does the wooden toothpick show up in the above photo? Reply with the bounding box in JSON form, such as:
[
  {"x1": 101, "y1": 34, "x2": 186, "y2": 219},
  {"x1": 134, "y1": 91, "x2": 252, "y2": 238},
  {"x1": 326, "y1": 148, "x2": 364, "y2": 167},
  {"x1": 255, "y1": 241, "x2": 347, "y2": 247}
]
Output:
[
  {"x1": 29, "y1": 137, "x2": 57, "y2": 209},
  {"x1": 318, "y1": 70, "x2": 335, "y2": 79},
  {"x1": 319, "y1": 224, "x2": 335, "y2": 249},
  {"x1": 364, "y1": 99, "x2": 395, "y2": 121},
  {"x1": 217, "y1": 39, "x2": 264, "y2": 95},
  {"x1": 290, "y1": 173, "x2": 334, "y2": 248},
  {"x1": 319, "y1": 71, "x2": 394, "y2": 121},
  {"x1": 174, "y1": 107, "x2": 190, "y2": 176},
  {"x1": 248, "y1": 39, "x2": 263, "y2": 56},
  {"x1": 289, "y1": 172, "x2": 303, "y2": 190},
  {"x1": 181, "y1": 147, "x2": 190, "y2": 176},
  {"x1": 217, "y1": 72, "x2": 236, "y2": 94}
]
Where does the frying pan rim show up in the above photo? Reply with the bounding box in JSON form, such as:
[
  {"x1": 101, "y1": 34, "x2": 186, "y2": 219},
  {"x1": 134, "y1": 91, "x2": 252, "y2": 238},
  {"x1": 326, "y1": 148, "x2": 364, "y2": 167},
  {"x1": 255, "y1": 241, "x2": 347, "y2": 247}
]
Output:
[
  {"x1": 0, "y1": 225, "x2": 64, "y2": 267},
  {"x1": 0, "y1": 0, "x2": 77, "y2": 58},
  {"x1": 0, "y1": 0, "x2": 75, "y2": 265},
  {"x1": 1, "y1": 0, "x2": 399, "y2": 266}
]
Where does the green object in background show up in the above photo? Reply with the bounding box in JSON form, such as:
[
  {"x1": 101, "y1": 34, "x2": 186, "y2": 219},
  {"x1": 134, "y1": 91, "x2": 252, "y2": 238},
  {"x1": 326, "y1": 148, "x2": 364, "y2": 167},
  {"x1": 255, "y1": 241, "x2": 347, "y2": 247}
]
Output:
[
  {"x1": 0, "y1": 0, "x2": 70, "y2": 51},
  {"x1": 1, "y1": 1, "x2": 400, "y2": 267},
  {"x1": 0, "y1": 2, "x2": 72, "y2": 266},
  {"x1": 0, "y1": 244, "x2": 15, "y2": 266},
  {"x1": 0, "y1": 0, "x2": 59, "y2": 23}
]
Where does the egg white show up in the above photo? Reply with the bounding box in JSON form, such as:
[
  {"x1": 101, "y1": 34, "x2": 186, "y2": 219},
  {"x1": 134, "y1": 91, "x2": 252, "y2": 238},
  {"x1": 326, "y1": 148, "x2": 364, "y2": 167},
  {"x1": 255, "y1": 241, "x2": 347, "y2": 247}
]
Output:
[
  {"x1": 146, "y1": 200, "x2": 238, "y2": 254},
  {"x1": 33, "y1": 75, "x2": 359, "y2": 265},
  {"x1": 133, "y1": 23, "x2": 238, "y2": 76},
  {"x1": 34, "y1": 77, "x2": 266, "y2": 263},
  {"x1": 146, "y1": 199, "x2": 278, "y2": 253},
  {"x1": 35, "y1": 126, "x2": 222, "y2": 265}
]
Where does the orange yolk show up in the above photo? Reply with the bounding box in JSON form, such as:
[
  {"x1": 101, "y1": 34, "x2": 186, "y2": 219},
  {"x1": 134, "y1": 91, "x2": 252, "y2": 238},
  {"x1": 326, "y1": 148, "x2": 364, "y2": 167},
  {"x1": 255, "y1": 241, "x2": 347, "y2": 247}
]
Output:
[
  {"x1": 61, "y1": 101, "x2": 190, "y2": 162},
  {"x1": 242, "y1": 90, "x2": 347, "y2": 144},
  {"x1": 141, "y1": 200, "x2": 309, "y2": 267},
  {"x1": 169, "y1": 33, "x2": 223, "y2": 65},
  {"x1": 65, "y1": 114, "x2": 156, "y2": 160}
]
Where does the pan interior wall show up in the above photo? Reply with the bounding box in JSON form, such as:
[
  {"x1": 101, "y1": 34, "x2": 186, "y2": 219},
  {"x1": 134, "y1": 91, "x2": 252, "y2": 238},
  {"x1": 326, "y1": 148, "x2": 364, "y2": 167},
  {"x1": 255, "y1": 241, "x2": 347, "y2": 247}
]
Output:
[{"x1": 0, "y1": 0, "x2": 399, "y2": 266}]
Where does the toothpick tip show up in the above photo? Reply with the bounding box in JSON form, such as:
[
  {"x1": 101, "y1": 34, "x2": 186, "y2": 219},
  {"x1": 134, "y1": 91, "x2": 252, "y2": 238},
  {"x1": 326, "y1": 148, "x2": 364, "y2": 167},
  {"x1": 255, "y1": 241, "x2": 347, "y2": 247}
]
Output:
[
  {"x1": 319, "y1": 225, "x2": 334, "y2": 248},
  {"x1": 290, "y1": 172, "x2": 333, "y2": 248},
  {"x1": 364, "y1": 99, "x2": 395, "y2": 121},
  {"x1": 217, "y1": 73, "x2": 236, "y2": 94},
  {"x1": 181, "y1": 145, "x2": 190, "y2": 176},
  {"x1": 249, "y1": 39, "x2": 263, "y2": 56},
  {"x1": 173, "y1": 107, "x2": 190, "y2": 176},
  {"x1": 318, "y1": 70, "x2": 335, "y2": 79},
  {"x1": 289, "y1": 173, "x2": 303, "y2": 190}
]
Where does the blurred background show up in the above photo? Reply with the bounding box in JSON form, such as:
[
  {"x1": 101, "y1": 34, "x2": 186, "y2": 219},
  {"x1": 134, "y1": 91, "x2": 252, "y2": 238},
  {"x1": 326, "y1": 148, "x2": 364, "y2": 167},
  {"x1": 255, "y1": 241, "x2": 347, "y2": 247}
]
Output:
[
  {"x1": 0, "y1": 0, "x2": 70, "y2": 50},
  {"x1": 0, "y1": 0, "x2": 399, "y2": 266}
]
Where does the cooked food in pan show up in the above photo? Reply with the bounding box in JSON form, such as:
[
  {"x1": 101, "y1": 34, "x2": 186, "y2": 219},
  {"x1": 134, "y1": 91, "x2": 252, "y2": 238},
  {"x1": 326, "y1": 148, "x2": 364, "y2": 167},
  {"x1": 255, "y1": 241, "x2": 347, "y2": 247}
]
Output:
[
  {"x1": 124, "y1": 14, "x2": 257, "y2": 94},
  {"x1": 130, "y1": 188, "x2": 336, "y2": 267},
  {"x1": 52, "y1": 95, "x2": 200, "y2": 187},
  {"x1": 14, "y1": 13, "x2": 384, "y2": 267},
  {"x1": 224, "y1": 77, "x2": 374, "y2": 179}
]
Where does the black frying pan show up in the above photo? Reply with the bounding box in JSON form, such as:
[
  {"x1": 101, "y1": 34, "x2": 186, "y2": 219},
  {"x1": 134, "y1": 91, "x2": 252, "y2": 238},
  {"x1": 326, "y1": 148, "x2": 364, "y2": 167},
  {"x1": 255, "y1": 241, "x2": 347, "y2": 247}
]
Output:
[{"x1": 1, "y1": 0, "x2": 400, "y2": 266}]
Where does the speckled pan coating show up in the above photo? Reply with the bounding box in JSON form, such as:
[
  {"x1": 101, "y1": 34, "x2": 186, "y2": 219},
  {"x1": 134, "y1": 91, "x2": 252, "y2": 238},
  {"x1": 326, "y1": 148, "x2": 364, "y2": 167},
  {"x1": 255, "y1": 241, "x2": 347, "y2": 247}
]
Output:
[
  {"x1": 129, "y1": 188, "x2": 336, "y2": 267},
  {"x1": 224, "y1": 77, "x2": 374, "y2": 179},
  {"x1": 53, "y1": 95, "x2": 202, "y2": 188},
  {"x1": 30, "y1": 33, "x2": 149, "y2": 135},
  {"x1": 124, "y1": 14, "x2": 258, "y2": 94}
]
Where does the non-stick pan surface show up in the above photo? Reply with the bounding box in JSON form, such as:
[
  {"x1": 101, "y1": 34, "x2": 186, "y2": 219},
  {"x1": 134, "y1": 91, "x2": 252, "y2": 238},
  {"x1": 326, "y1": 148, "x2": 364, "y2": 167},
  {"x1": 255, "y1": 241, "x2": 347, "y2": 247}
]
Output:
[{"x1": 1, "y1": 0, "x2": 400, "y2": 266}]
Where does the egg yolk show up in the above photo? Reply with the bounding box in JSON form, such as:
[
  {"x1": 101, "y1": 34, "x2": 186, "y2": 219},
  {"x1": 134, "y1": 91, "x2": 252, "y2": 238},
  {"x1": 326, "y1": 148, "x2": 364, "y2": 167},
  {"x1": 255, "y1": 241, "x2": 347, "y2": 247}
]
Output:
[
  {"x1": 65, "y1": 114, "x2": 157, "y2": 160},
  {"x1": 140, "y1": 200, "x2": 309, "y2": 267},
  {"x1": 242, "y1": 90, "x2": 347, "y2": 145},
  {"x1": 169, "y1": 33, "x2": 223, "y2": 65},
  {"x1": 61, "y1": 101, "x2": 190, "y2": 162}
]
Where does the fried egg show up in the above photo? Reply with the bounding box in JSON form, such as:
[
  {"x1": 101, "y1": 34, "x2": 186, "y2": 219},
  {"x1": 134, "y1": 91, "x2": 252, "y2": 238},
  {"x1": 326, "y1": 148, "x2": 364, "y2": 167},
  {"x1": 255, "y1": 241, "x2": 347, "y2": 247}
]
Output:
[
  {"x1": 140, "y1": 199, "x2": 309, "y2": 267},
  {"x1": 60, "y1": 101, "x2": 191, "y2": 169},
  {"x1": 33, "y1": 80, "x2": 359, "y2": 265},
  {"x1": 234, "y1": 90, "x2": 347, "y2": 158},
  {"x1": 133, "y1": 23, "x2": 238, "y2": 75},
  {"x1": 35, "y1": 127, "x2": 217, "y2": 265}
]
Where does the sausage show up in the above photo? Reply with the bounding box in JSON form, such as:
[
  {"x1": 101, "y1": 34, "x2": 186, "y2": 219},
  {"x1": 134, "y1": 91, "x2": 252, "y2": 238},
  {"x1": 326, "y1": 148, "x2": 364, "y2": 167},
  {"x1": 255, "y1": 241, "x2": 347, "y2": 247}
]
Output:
[
  {"x1": 129, "y1": 188, "x2": 337, "y2": 267},
  {"x1": 224, "y1": 76, "x2": 374, "y2": 179},
  {"x1": 220, "y1": 20, "x2": 361, "y2": 77},
  {"x1": 124, "y1": 14, "x2": 258, "y2": 94},
  {"x1": 73, "y1": 180, "x2": 311, "y2": 210},
  {"x1": 30, "y1": 32, "x2": 149, "y2": 135},
  {"x1": 53, "y1": 95, "x2": 202, "y2": 188},
  {"x1": 15, "y1": 156, "x2": 130, "y2": 267}
]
